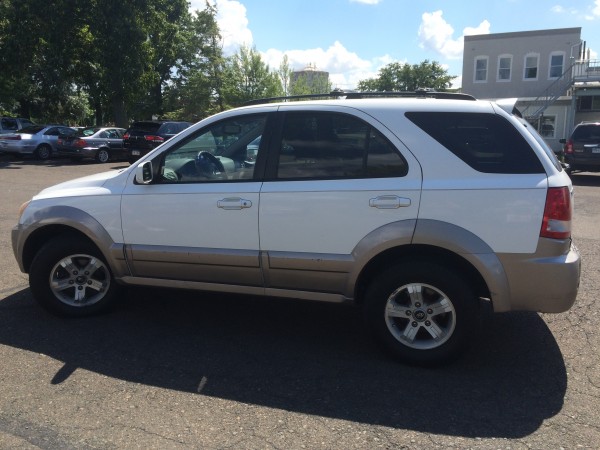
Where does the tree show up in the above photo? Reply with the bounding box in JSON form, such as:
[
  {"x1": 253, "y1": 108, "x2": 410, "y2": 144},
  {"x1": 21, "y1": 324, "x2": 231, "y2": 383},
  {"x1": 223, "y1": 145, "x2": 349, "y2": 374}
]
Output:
[
  {"x1": 221, "y1": 46, "x2": 283, "y2": 106},
  {"x1": 357, "y1": 60, "x2": 456, "y2": 92},
  {"x1": 277, "y1": 55, "x2": 293, "y2": 96}
]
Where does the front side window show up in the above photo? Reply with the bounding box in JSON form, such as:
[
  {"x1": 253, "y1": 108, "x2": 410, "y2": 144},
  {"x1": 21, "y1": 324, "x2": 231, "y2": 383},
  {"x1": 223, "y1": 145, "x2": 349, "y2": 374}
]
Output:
[
  {"x1": 158, "y1": 114, "x2": 266, "y2": 183},
  {"x1": 497, "y1": 55, "x2": 512, "y2": 81},
  {"x1": 549, "y1": 53, "x2": 565, "y2": 79},
  {"x1": 275, "y1": 112, "x2": 407, "y2": 180},
  {"x1": 474, "y1": 57, "x2": 488, "y2": 82},
  {"x1": 405, "y1": 112, "x2": 544, "y2": 174},
  {"x1": 524, "y1": 54, "x2": 539, "y2": 80}
]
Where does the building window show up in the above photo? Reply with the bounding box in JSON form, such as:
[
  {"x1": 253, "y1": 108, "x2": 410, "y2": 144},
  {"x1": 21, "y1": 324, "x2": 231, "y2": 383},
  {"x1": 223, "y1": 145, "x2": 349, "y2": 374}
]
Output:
[
  {"x1": 539, "y1": 116, "x2": 556, "y2": 138},
  {"x1": 549, "y1": 52, "x2": 565, "y2": 79},
  {"x1": 474, "y1": 56, "x2": 488, "y2": 82},
  {"x1": 524, "y1": 54, "x2": 539, "y2": 80},
  {"x1": 577, "y1": 95, "x2": 600, "y2": 111},
  {"x1": 497, "y1": 55, "x2": 512, "y2": 81}
]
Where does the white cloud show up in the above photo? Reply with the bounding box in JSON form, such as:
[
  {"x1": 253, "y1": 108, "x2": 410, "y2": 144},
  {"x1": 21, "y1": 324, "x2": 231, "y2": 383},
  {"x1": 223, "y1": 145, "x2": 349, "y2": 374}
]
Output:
[
  {"x1": 418, "y1": 10, "x2": 490, "y2": 60},
  {"x1": 349, "y1": 0, "x2": 381, "y2": 4},
  {"x1": 261, "y1": 41, "x2": 388, "y2": 89},
  {"x1": 586, "y1": 0, "x2": 600, "y2": 19},
  {"x1": 189, "y1": 0, "x2": 253, "y2": 55},
  {"x1": 189, "y1": 0, "x2": 389, "y2": 89}
]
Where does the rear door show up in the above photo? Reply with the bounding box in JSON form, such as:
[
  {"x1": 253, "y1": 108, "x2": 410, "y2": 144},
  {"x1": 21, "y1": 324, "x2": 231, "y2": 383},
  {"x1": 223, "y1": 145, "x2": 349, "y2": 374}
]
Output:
[{"x1": 258, "y1": 107, "x2": 422, "y2": 296}]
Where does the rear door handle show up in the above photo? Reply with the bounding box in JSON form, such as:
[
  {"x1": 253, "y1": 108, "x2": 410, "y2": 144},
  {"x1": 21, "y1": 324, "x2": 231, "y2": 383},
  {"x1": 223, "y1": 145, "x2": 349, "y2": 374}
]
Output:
[
  {"x1": 369, "y1": 195, "x2": 411, "y2": 209},
  {"x1": 217, "y1": 197, "x2": 252, "y2": 210}
]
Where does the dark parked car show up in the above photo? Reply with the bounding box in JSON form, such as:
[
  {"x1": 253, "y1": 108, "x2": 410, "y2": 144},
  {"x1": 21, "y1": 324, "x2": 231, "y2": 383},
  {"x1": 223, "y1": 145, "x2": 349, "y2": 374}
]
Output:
[
  {"x1": 56, "y1": 127, "x2": 126, "y2": 163},
  {"x1": 560, "y1": 122, "x2": 600, "y2": 175},
  {"x1": 123, "y1": 120, "x2": 192, "y2": 164}
]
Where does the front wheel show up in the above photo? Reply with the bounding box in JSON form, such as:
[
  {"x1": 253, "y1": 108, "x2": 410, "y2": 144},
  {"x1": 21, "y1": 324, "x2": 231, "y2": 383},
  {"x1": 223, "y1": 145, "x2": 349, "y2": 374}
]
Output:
[
  {"x1": 364, "y1": 262, "x2": 479, "y2": 366},
  {"x1": 29, "y1": 236, "x2": 120, "y2": 316}
]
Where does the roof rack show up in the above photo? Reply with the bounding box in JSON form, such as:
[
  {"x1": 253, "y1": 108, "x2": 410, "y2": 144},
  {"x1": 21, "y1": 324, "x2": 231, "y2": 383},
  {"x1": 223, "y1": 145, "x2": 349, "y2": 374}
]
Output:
[{"x1": 243, "y1": 89, "x2": 476, "y2": 106}]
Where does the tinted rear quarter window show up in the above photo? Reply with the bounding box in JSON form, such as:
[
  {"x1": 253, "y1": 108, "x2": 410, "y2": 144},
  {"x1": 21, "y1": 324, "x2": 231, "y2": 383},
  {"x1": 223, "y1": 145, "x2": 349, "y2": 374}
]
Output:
[{"x1": 406, "y1": 112, "x2": 544, "y2": 174}]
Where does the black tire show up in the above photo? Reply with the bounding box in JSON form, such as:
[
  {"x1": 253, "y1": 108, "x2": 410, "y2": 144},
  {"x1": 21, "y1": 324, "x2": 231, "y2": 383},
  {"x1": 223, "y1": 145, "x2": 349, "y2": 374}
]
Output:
[
  {"x1": 364, "y1": 261, "x2": 478, "y2": 366},
  {"x1": 35, "y1": 144, "x2": 52, "y2": 160},
  {"x1": 95, "y1": 148, "x2": 110, "y2": 163},
  {"x1": 29, "y1": 236, "x2": 120, "y2": 317}
]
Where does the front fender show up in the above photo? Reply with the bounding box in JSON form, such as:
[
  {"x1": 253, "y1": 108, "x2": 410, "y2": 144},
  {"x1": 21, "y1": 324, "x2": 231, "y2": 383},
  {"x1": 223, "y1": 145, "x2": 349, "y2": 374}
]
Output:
[{"x1": 12, "y1": 205, "x2": 128, "y2": 278}]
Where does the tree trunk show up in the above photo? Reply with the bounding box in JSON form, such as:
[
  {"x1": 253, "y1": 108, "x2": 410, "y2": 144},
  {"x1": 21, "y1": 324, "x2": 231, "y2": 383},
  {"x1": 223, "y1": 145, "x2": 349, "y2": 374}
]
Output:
[{"x1": 111, "y1": 95, "x2": 128, "y2": 128}]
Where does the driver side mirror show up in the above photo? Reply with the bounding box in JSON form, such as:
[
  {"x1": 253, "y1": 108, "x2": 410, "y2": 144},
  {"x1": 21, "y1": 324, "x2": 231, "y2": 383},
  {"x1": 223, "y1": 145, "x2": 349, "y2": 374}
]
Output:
[{"x1": 135, "y1": 161, "x2": 154, "y2": 184}]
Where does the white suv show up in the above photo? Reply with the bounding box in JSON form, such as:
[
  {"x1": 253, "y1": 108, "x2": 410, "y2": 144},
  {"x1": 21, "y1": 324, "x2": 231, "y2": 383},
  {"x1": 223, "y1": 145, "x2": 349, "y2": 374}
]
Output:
[{"x1": 11, "y1": 92, "x2": 581, "y2": 365}]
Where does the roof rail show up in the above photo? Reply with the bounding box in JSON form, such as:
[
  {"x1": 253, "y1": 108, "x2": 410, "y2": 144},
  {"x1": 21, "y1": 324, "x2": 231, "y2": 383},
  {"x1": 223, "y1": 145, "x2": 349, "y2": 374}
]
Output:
[{"x1": 243, "y1": 89, "x2": 476, "y2": 106}]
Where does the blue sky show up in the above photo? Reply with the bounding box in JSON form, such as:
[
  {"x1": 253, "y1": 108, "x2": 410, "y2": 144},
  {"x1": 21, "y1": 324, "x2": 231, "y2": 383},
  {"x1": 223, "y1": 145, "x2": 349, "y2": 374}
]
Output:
[{"x1": 189, "y1": 0, "x2": 600, "y2": 89}]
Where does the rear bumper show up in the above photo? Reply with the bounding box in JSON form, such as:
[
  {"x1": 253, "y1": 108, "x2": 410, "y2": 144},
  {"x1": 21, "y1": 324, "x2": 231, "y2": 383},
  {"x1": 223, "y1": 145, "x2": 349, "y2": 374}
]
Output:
[{"x1": 496, "y1": 240, "x2": 581, "y2": 313}]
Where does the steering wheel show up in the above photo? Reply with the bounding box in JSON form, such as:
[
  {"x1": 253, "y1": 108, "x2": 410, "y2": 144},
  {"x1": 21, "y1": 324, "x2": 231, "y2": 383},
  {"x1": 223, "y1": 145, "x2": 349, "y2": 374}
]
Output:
[{"x1": 196, "y1": 151, "x2": 225, "y2": 177}]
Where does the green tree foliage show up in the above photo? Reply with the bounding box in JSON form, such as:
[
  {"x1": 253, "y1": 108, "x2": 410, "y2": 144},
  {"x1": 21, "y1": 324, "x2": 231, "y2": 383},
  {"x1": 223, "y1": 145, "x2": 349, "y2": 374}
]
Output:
[
  {"x1": 357, "y1": 60, "x2": 456, "y2": 92},
  {"x1": 0, "y1": 0, "x2": 223, "y2": 126},
  {"x1": 221, "y1": 45, "x2": 283, "y2": 107}
]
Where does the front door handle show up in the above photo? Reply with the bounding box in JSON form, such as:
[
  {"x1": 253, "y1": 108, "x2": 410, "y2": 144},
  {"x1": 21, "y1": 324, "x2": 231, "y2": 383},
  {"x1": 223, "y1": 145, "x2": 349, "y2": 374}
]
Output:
[
  {"x1": 369, "y1": 195, "x2": 411, "y2": 209},
  {"x1": 217, "y1": 197, "x2": 252, "y2": 210}
]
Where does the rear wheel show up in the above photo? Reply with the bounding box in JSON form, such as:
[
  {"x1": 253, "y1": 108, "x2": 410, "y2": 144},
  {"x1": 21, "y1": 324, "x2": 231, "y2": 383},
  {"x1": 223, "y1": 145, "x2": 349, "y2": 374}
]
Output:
[
  {"x1": 29, "y1": 236, "x2": 120, "y2": 316},
  {"x1": 95, "y1": 148, "x2": 110, "y2": 163},
  {"x1": 364, "y1": 261, "x2": 478, "y2": 366},
  {"x1": 35, "y1": 144, "x2": 52, "y2": 160}
]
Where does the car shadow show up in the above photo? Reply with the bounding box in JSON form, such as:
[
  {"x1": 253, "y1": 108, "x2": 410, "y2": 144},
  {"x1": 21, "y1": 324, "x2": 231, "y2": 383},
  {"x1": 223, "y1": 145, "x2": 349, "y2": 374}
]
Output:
[{"x1": 0, "y1": 288, "x2": 566, "y2": 439}]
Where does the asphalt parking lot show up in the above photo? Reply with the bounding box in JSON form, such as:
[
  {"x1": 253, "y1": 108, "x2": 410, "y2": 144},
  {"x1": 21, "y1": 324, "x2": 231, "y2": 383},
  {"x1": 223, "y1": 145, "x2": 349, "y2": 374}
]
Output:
[{"x1": 0, "y1": 154, "x2": 599, "y2": 449}]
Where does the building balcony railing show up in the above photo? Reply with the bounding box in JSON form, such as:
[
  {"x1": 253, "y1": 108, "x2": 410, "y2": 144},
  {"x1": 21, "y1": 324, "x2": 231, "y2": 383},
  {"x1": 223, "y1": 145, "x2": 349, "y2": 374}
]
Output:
[{"x1": 572, "y1": 59, "x2": 600, "y2": 81}]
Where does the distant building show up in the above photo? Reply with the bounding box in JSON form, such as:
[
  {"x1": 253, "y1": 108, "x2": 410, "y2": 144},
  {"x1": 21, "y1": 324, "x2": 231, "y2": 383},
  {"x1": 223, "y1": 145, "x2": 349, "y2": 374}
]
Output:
[
  {"x1": 291, "y1": 63, "x2": 330, "y2": 93},
  {"x1": 462, "y1": 27, "x2": 600, "y2": 152}
]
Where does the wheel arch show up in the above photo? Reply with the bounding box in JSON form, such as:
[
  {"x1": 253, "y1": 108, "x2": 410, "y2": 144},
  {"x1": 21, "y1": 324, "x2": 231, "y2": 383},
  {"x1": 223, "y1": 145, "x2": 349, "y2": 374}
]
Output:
[
  {"x1": 17, "y1": 206, "x2": 128, "y2": 277},
  {"x1": 351, "y1": 219, "x2": 511, "y2": 312},
  {"x1": 354, "y1": 244, "x2": 490, "y2": 305}
]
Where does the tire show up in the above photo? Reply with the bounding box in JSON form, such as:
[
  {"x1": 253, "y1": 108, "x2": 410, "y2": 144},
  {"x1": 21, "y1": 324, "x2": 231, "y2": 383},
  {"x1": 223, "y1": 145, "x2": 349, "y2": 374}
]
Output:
[
  {"x1": 364, "y1": 261, "x2": 478, "y2": 366},
  {"x1": 29, "y1": 236, "x2": 120, "y2": 316},
  {"x1": 35, "y1": 144, "x2": 52, "y2": 160},
  {"x1": 95, "y1": 148, "x2": 110, "y2": 163}
]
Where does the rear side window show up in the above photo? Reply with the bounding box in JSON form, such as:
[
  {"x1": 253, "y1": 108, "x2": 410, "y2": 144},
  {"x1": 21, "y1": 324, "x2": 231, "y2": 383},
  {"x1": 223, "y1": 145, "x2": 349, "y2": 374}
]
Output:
[
  {"x1": 406, "y1": 112, "x2": 544, "y2": 174},
  {"x1": 276, "y1": 112, "x2": 407, "y2": 179}
]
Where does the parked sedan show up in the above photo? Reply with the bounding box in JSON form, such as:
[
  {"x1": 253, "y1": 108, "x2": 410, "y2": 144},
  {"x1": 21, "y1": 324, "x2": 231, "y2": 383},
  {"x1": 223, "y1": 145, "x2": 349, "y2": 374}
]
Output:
[
  {"x1": 0, "y1": 125, "x2": 76, "y2": 160},
  {"x1": 56, "y1": 127, "x2": 126, "y2": 163}
]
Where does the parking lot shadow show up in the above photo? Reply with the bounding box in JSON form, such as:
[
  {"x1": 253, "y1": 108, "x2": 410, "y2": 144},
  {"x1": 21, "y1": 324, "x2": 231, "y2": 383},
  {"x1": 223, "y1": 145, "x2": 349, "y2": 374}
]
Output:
[{"x1": 0, "y1": 287, "x2": 567, "y2": 439}]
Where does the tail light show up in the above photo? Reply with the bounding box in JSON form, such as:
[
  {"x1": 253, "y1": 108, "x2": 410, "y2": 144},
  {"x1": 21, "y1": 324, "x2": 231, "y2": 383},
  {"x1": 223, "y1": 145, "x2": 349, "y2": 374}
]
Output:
[
  {"x1": 74, "y1": 139, "x2": 86, "y2": 148},
  {"x1": 564, "y1": 139, "x2": 574, "y2": 154},
  {"x1": 540, "y1": 187, "x2": 571, "y2": 239},
  {"x1": 144, "y1": 135, "x2": 165, "y2": 143},
  {"x1": 123, "y1": 133, "x2": 130, "y2": 139}
]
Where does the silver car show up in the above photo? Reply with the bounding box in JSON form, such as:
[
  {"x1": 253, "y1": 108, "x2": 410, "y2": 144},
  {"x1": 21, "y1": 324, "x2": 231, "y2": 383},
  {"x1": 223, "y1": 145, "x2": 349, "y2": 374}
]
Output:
[{"x1": 0, "y1": 125, "x2": 76, "y2": 160}]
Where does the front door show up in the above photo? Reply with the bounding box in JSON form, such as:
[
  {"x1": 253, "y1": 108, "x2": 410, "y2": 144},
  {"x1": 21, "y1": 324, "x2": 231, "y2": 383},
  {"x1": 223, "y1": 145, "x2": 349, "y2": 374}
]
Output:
[{"x1": 121, "y1": 113, "x2": 269, "y2": 289}]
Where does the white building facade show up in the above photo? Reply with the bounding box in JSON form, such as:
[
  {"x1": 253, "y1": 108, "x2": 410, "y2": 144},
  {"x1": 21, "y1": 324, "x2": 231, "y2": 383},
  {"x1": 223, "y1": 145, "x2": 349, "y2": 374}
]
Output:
[{"x1": 461, "y1": 27, "x2": 600, "y2": 152}]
